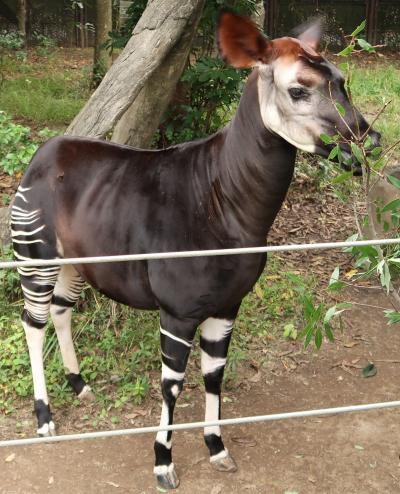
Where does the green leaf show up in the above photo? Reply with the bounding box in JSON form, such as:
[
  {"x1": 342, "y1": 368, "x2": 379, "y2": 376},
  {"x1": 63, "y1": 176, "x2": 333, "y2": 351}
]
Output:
[
  {"x1": 387, "y1": 175, "x2": 400, "y2": 190},
  {"x1": 364, "y1": 135, "x2": 373, "y2": 149},
  {"x1": 324, "y1": 323, "x2": 335, "y2": 342},
  {"x1": 337, "y1": 45, "x2": 354, "y2": 57},
  {"x1": 351, "y1": 142, "x2": 364, "y2": 163},
  {"x1": 320, "y1": 133, "x2": 334, "y2": 144},
  {"x1": 381, "y1": 199, "x2": 400, "y2": 213},
  {"x1": 351, "y1": 20, "x2": 366, "y2": 37},
  {"x1": 315, "y1": 328, "x2": 323, "y2": 349},
  {"x1": 362, "y1": 363, "x2": 377, "y2": 378},
  {"x1": 384, "y1": 310, "x2": 400, "y2": 325},
  {"x1": 357, "y1": 38, "x2": 375, "y2": 53},
  {"x1": 335, "y1": 103, "x2": 346, "y2": 117},
  {"x1": 370, "y1": 146, "x2": 383, "y2": 157},
  {"x1": 332, "y1": 170, "x2": 353, "y2": 184},
  {"x1": 328, "y1": 145, "x2": 339, "y2": 161}
]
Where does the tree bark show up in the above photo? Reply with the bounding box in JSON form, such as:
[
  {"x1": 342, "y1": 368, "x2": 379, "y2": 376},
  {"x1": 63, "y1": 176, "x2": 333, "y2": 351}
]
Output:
[
  {"x1": 366, "y1": 0, "x2": 379, "y2": 46},
  {"x1": 66, "y1": 0, "x2": 205, "y2": 139},
  {"x1": 94, "y1": 0, "x2": 112, "y2": 74},
  {"x1": 251, "y1": 0, "x2": 265, "y2": 31},
  {"x1": 112, "y1": 0, "x2": 203, "y2": 147},
  {"x1": 16, "y1": 0, "x2": 27, "y2": 45},
  {"x1": 264, "y1": 0, "x2": 277, "y2": 38}
]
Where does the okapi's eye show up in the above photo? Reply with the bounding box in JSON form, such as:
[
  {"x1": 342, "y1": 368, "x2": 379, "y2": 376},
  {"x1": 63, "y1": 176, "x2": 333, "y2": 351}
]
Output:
[{"x1": 288, "y1": 87, "x2": 309, "y2": 101}]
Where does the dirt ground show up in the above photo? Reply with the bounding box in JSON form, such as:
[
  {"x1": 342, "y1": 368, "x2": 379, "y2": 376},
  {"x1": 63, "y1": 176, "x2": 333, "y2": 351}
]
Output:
[{"x1": 2, "y1": 288, "x2": 400, "y2": 494}]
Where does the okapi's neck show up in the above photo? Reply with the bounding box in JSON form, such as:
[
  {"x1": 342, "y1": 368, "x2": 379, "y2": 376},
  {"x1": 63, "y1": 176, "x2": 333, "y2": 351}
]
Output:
[{"x1": 216, "y1": 69, "x2": 296, "y2": 242}]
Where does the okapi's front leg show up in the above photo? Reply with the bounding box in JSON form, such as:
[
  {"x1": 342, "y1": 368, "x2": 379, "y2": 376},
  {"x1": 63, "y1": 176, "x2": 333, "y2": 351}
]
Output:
[
  {"x1": 153, "y1": 315, "x2": 196, "y2": 490},
  {"x1": 200, "y1": 317, "x2": 237, "y2": 472}
]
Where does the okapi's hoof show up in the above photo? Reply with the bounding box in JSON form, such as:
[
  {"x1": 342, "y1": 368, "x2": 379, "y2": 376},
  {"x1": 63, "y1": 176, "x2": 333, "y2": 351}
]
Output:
[
  {"x1": 78, "y1": 385, "x2": 95, "y2": 402},
  {"x1": 154, "y1": 464, "x2": 180, "y2": 490},
  {"x1": 210, "y1": 450, "x2": 237, "y2": 473},
  {"x1": 37, "y1": 421, "x2": 56, "y2": 437}
]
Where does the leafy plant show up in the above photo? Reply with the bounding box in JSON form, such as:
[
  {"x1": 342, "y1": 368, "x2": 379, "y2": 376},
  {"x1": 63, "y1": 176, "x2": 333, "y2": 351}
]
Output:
[
  {"x1": 0, "y1": 111, "x2": 59, "y2": 175},
  {"x1": 156, "y1": 57, "x2": 247, "y2": 146},
  {"x1": 321, "y1": 21, "x2": 400, "y2": 325}
]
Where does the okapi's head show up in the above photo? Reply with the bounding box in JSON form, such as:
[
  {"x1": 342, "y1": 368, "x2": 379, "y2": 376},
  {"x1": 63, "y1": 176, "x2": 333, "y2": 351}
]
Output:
[{"x1": 218, "y1": 11, "x2": 381, "y2": 172}]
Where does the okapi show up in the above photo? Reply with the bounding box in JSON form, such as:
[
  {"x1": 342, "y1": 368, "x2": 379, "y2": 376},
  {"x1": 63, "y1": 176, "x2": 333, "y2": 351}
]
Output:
[{"x1": 12, "y1": 11, "x2": 380, "y2": 490}]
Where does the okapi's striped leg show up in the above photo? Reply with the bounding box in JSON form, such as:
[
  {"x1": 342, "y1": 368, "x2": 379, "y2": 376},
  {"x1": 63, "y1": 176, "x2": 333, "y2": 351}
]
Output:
[
  {"x1": 200, "y1": 317, "x2": 237, "y2": 472},
  {"x1": 18, "y1": 268, "x2": 60, "y2": 437},
  {"x1": 49, "y1": 265, "x2": 93, "y2": 400},
  {"x1": 153, "y1": 319, "x2": 196, "y2": 490}
]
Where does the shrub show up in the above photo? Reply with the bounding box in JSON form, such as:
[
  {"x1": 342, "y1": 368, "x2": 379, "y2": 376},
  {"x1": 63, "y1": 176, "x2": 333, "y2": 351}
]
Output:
[{"x1": 0, "y1": 111, "x2": 59, "y2": 176}]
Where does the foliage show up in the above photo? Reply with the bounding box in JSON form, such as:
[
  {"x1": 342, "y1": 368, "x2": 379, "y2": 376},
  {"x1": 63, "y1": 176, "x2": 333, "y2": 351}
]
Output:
[
  {"x1": 156, "y1": 57, "x2": 247, "y2": 145},
  {"x1": 0, "y1": 111, "x2": 59, "y2": 176},
  {"x1": 0, "y1": 31, "x2": 24, "y2": 51},
  {"x1": 32, "y1": 31, "x2": 57, "y2": 57},
  {"x1": 320, "y1": 21, "x2": 400, "y2": 325}
]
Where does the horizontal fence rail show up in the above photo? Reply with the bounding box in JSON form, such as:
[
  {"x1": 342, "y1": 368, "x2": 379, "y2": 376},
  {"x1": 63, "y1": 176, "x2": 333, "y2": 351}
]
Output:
[
  {"x1": 1, "y1": 237, "x2": 399, "y2": 269},
  {"x1": 1, "y1": 400, "x2": 400, "y2": 448}
]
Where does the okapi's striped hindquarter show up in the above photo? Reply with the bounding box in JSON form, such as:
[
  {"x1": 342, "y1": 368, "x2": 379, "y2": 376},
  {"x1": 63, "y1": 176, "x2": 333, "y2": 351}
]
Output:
[{"x1": 12, "y1": 12, "x2": 380, "y2": 490}]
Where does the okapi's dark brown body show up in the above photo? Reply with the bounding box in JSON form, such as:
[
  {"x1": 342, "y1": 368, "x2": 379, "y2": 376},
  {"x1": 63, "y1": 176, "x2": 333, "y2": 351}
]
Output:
[{"x1": 21, "y1": 71, "x2": 295, "y2": 323}]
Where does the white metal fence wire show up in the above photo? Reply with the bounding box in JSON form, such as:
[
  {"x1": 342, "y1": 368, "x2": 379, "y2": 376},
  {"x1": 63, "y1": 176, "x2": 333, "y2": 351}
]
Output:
[
  {"x1": 0, "y1": 236, "x2": 399, "y2": 448},
  {"x1": 1, "y1": 237, "x2": 399, "y2": 269}
]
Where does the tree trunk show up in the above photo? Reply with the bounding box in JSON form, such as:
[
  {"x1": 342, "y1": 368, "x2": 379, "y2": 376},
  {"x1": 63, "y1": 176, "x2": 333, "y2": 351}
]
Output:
[
  {"x1": 94, "y1": 0, "x2": 112, "y2": 75},
  {"x1": 112, "y1": 0, "x2": 203, "y2": 147},
  {"x1": 366, "y1": 0, "x2": 379, "y2": 46},
  {"x1": 264, "y1": 0, "x2": 277, "y2": 38},
  {"x1": 66, "y1": 0, "x2": 205, "y2": 139},
  {"x1": 16, "y1": 0, "x2": 27, "y2": 45},
  {"x1": 251, "y1": 0, "x2": 265, "y2": 31}
]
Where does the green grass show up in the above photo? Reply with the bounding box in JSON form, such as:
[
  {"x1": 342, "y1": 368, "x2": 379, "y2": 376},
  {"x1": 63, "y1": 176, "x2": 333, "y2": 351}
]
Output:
[
  {"x1": 351, "y1": 64, "x2": 400, "y2": 158},
  {"x1": 0, "y1": 254, "x2": 312, "y2": 414},
  {"x1": 0, "y1": 49, "x2": 90, "y2": 127},
  {"x1": 0, "y1": 76, "x2": 87, "y2": 126}
]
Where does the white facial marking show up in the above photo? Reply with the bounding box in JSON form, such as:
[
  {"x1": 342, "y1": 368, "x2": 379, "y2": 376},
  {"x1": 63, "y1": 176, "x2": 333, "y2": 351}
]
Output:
[
  {"x1": 200, "y1": 318, "x2": 233, "y2": 342},
  {"x1": 257, "y1": 60, "x2": 319, "y2": 153}
]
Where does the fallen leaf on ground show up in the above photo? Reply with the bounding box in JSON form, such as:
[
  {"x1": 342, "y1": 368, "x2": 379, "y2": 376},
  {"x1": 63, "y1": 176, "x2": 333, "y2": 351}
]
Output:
[
  {"x1": 5, "y1": 453, "x2": 15, "y2": 463},
  {"x1": 344, "y1": 341, "x2": 359, "y2": 348}
]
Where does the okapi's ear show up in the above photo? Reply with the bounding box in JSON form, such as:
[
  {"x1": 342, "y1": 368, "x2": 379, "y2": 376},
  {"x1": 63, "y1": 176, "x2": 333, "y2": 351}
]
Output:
[
  {"x1": 217, "y1": 11, "x2": 272, "y2": 69},
  {"x1": 295, "y1": 18, "x2": 323, "y2": 52}
]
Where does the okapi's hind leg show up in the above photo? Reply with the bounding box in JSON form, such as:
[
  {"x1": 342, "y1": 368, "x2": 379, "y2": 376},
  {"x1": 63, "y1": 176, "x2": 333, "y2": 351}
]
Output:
[
  {"x1": 11, "y1": 187, "x2": 61, "y2": 436},
  {"x1": 153, "y1": 313, "x2": 197, "y2": 490},
  {"x1": 18, "y1": 265, "x2": 60, "y2": 437},
  {"x1": 200, "y1": 316, "x2": 238, "y2": 473},
  {"x1": 50, "y1": 265, "x2": 93, "y2": 401}
]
